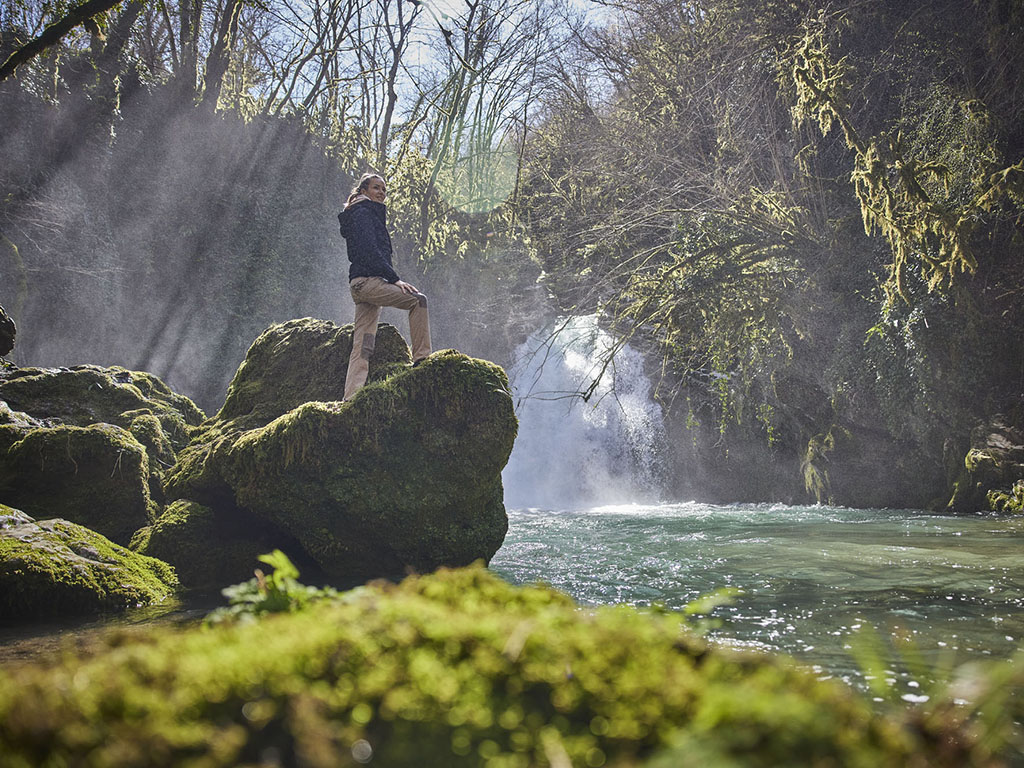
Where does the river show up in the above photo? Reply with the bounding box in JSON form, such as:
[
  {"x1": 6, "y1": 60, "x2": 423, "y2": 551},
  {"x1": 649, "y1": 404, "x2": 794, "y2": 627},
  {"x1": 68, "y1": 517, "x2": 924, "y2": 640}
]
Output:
[{"x1": 491, "y1": 502, "x2": 1024, "y2": 698}]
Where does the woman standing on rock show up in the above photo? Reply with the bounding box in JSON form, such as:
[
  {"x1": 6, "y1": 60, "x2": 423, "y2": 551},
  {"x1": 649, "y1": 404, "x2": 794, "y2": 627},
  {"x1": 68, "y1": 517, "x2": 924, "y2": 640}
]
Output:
[{"x1": 338, "y1": 172, "x2": 432, "y2": 401}]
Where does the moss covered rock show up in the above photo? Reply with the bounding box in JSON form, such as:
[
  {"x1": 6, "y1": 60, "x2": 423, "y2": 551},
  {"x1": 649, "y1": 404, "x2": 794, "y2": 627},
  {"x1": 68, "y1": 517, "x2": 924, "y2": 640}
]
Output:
[
  {"x1": 0, "y1": 424, "x2": 155, "y2": 545},
  {"x1": 947, "y1": 416, "x2": 1024, "y2": 512},
  {"x1": 131, "y1": 500, "x2": 304, "y2": 592},
  {"x1": 988, "y1": 479, "x2": 1024, "y2": 513},
  {"x1": 0, "y1": 401, "x2": 44, "y2": 455},
  {"x1": 164, "y1": 318, "x2": 515, "y2": 584},
  {"x1": 0, "y1": 504, "x2": 177, "y2": 619},
  {"x1": 218, "y1": 316, "x2": 411, "y2": 427},
  {"x1": 0, "y1": 565, "x2": 984, "y2": 767},
  {"x1": 164, "y1": 319, "x2": 412, "y2": 508},
  {"x1": 0, "y1": 364, "x2": 204, "y2": 441},
  {"x1": 0, "y1": 364, "x2": 206, "y2": 539},
  {"x1": 223, "y1": 351, "x2": 515, "y2": 581}
]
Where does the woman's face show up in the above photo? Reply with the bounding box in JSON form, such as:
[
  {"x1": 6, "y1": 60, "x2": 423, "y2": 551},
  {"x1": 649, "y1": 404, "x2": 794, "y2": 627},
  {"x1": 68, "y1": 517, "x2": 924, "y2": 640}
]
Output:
[{"x1": 363, "y1": 177, "x2": 387, "y2": 203}]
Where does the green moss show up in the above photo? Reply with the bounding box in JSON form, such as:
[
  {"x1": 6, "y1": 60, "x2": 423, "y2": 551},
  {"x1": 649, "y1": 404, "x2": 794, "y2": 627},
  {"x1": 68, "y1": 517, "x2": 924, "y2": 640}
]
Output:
[
  {"x1": 132, "y1": 500, "x2": 303, "y2": 592},
  {"x1": 0, "y1": 424, "x2": 154, "y2": 545},
  {"x1": 0, "y1": 401, "x2": 43, "y2": 455},
  {"x1": 0, "y1": 505, "x2": 177, "y2": 618},
  {"x1": 988, "y1": 480, "x2": 1024, "y2": 513},
  {"x1": 0, "y1": 364, "x2": 204, "y2": 443},
  {"x1": 0, "y1": 565, "x2": 979, "y2": 767},
  {"x1": 221, "y1": 350, "x2": 516, "y2": 581},
  {"x1": 0, "y1": 503, "x2": 33, "y2": 530},
  {"x1": 165, "y1": 319, "x2": 411, "y2": 505},
  {"x1": 162, "y1": 319, "x2": 516, "y2": 585},
  {"x1": 947, "y1": 417, "x2": 1024, "y2": 512},
  {"x1": 218, "y1": 318, "x2": 411, "y2": 426}
]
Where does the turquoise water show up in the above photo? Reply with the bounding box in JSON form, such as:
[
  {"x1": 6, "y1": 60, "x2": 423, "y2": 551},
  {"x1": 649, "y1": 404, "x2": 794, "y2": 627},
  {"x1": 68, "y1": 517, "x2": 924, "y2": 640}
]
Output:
[{"x1": 490, "y1": 502, "x2": 1024, "y2": 696}]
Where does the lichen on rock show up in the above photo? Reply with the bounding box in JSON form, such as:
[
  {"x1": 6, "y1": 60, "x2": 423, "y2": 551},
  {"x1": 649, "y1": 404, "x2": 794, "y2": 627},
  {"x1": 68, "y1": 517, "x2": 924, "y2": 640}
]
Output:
[{"x1": 0, "y1": 503, "x2": 178, "y2": 619}]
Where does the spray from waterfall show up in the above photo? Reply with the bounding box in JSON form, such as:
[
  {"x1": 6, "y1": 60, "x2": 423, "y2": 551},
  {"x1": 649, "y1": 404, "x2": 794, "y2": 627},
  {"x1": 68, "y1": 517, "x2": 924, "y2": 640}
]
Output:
[{"x1": 502, "y1": 316, "x2": 668, "y2": 509}]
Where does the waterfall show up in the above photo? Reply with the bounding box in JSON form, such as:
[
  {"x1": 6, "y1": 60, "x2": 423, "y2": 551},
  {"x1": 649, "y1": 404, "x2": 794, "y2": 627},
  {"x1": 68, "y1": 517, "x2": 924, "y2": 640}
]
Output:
[{"x1": 502, "y1": 315, "x2": 668, "y2": 509}]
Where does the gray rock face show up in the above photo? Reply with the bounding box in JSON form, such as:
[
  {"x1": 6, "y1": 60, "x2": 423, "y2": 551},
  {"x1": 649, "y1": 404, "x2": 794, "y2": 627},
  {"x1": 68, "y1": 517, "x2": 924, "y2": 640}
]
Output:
[{"x1": 0, "y1": 305, "x2": 14, "y2": 357}]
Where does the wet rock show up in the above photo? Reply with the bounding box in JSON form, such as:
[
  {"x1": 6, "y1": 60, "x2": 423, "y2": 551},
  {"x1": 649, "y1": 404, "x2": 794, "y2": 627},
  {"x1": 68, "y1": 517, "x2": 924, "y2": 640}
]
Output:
[
  {"x1": 0, "y1": 423, "x2": 155, "y2": 545},
  {"x1": 0, "y1": 305, "x2": 14, "y2": 357},
  {"x1": 947, "y1": 416, "x2": 1024, "y2": 512},
  {"x1": 165, "y1": 318, "x2": 516, "y2": 584},
  {"x1": 0, "y1": 504, "x2": 177, "y2": 619}
]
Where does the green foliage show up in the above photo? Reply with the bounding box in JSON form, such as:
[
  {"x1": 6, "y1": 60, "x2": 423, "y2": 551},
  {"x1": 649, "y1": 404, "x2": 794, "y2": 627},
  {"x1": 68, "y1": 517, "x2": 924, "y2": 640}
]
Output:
[
  {"x1": 206, "y1": 549, "x2": 339, "y2": 624},
  {"x1": 845, "y1": 622, "x2": 1024, "y2": 766},
  {"x1": 0, "y1": 564, "x2": 995, "y2": 767},
  {"x1": 788, "y1": 9, "x2": 1024, "y2": 301}
]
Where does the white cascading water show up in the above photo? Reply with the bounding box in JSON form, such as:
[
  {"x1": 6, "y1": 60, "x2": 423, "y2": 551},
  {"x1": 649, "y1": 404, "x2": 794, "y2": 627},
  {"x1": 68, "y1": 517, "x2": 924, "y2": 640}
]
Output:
[{"x1": 502, "y1": 315, "x2": 668, "y2": 509}]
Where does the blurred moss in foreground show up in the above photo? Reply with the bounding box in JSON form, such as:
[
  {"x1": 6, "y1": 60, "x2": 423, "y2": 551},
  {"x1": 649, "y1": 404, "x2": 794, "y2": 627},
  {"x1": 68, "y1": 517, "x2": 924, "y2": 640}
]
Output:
[{"x1": 0, "y1": 564, "x2": 1007, "y2": 767}]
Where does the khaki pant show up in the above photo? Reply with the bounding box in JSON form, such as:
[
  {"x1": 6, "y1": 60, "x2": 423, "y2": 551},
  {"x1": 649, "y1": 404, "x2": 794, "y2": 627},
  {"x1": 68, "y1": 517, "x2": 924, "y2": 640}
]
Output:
[{"x1": 344, "y1": 276, "x2": 432, "y2": 400}]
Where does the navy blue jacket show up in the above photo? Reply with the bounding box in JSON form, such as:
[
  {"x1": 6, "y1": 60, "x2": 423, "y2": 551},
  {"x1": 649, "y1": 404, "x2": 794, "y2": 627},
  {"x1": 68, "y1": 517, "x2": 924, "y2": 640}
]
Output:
[{"x1": 338, "y1": 200, "x2": 400, "y2": 283}]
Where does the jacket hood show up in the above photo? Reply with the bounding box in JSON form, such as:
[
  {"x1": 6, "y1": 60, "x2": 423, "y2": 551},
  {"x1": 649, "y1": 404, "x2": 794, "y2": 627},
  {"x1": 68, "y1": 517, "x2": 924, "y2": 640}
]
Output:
[{"x1": 337, "y1": 198, "x2": 386, "y2": 239}]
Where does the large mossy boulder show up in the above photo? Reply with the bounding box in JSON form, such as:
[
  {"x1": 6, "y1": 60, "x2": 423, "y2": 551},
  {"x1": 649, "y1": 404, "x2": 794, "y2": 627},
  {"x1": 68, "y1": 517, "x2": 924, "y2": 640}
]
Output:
[
  {"x1": 0, "y1": 504, "x2": 178, "y2": 619},
  {"x1": 0, "y1": 364, "x2": 204, "y2": 444},
  {"x1": 217, "y1": 316, "x2": 412, "y2": 426},
  {"x1": 947, "y1": 416, "x2": 1024, "y2": 512},
  {"x1": 0, "y1": 566, "x2": 989, "y2": 767},
  {"x1": 164, "y1": 318, "x2": 516, "y2": 584},
  {"x1": 0, "y1": 364, "x2": 206, "y2": 544}
]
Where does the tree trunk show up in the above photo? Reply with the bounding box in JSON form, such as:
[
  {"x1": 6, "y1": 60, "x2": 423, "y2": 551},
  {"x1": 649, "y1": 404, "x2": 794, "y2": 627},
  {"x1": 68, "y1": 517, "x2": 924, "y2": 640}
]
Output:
[
  {"x1": 201, "y1": 0, "x2": 245, "y2": 109},
  {"x1": 0, "y1": 0, "x2": 131, "y2": 82}
]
